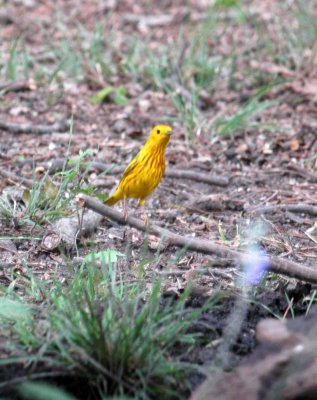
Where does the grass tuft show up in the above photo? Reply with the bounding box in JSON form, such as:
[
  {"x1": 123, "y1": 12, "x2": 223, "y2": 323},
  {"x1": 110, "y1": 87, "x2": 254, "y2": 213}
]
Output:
[{"x1": 0, "y1": 251, "x2": 216, "y2": 399}]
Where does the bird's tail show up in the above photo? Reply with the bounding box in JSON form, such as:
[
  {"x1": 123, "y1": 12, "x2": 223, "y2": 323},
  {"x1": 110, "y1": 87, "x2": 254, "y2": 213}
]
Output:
[{"x1": 104, "y1": 192, "x2": 120, "y2": 206}]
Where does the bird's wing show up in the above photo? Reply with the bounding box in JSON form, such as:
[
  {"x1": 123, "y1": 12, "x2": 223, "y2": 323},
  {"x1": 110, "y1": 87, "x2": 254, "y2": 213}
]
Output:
[{"x1": 121, "y1": 152, "x2": 140, "y2": 179}]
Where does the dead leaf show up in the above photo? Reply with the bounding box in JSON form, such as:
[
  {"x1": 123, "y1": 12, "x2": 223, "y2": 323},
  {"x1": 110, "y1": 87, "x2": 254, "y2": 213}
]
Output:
[
  {"x1": 250, "y1": 60, "x2": 296, "y2": 78},
  {"x1": 147, "y1": 235, "x2": 166, "y2": 251},
  {"x1": 288, "y1": 79, "x2": 317, "y2": 101},
  {"x1": 236, "y1": 143, "x2": 248, "y2": 154},
  {"x1": 290, "y1": 139, "x2": 300, "y2": 151}
]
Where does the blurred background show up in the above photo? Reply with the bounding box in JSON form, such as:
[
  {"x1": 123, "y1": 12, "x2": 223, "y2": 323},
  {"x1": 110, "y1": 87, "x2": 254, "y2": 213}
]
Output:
[{"x1": 2, "y1": 0, "x2": 317, "y2": 144}]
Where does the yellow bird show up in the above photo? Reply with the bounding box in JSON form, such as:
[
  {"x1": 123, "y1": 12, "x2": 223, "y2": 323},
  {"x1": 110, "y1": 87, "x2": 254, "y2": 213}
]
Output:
[{"x1": 105, "y1": 124, "x2": 173, "y2": 215}]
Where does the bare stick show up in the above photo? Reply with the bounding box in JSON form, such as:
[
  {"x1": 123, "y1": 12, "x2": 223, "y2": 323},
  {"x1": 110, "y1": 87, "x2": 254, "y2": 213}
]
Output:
[
  {"x1": 247, "y1": 203, "x2": 317, "y2": 217},
  {"x1": 0, "y1": 120, "x2": 69, "y2": 134},
  {"x1": 76, "y1": 194, "x2": 317, "y2": 284},
  {"x1": 0, "y1": 79, "x2": 36, "y2": 93},
  {"x1": 0, "y1": 155, "x2": 50, "y2": 167},
  {"x1": 287, "y1": 164, "x2": 317, "y2": 183},
  {"x1": 0, "y1": 167, "x2": 33, "y2": 188},
  {"x1": 48, "y1": 158, "x2": 229, "y2": 187},
  {"x1": 166, "y1": 168, "x2": 229, "y2": 186},
  {"x1": 123, "y1": 14, "x2": 175, "y2": 27},
  {"x1": 249, "y1": 60, "x2": 296, "y2": 78}
]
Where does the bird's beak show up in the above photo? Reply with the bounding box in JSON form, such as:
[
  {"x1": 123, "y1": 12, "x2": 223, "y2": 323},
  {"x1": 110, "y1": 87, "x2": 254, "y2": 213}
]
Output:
[{"x1": 166, "y1": 130, "x2": 173, "y2": 136}]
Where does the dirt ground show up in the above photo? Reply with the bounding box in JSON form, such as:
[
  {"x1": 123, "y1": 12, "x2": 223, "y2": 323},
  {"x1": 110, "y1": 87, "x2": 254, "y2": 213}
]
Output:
[{"x1": 1, "y1": 0, "x2": 317, "y2": 398}]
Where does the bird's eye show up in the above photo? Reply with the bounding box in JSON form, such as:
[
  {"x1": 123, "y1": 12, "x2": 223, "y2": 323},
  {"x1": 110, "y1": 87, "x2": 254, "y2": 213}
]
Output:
[{"x1": 157, "y1": 129, "x2": 160, "y2": 134}]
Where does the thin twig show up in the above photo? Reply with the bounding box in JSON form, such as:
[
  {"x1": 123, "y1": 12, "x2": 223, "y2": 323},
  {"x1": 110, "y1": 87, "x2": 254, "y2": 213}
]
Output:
[
  {"x1": 0, "y1": 155, "x2": 51, "y2": 167},
  {"x1": 76, "y1": 194, "x2": 317, "y2": 284},
  {"x1": 287, "y1": 164, "x2": 317, "y2": 183},
  {"x1": 157, "y1": 268, "x2": 210, "y2": 276},
  {"x1": 0, "y1": 167, "x2": 33, "y2": 188},
  {"x1": 0, "y1": 120, "x2": 69, "y2": 134},
  {"x1": 123, "y1": 13, "x2": 176, "y2": 27},
  {"x1": 247, "y1": 203, "x2": 317, "y2": 217},
  {"x1": 166, "y1": 168, "x2": 229, "y2": 186},
  {"x1": 48, "y1": 158, "x2": 229, "y2": 187},
  {"x1": 303, "y1": 229, "x2": 317, "y2": 245},
  {"x1": 0, "y1": 79, "x2": 36, "y2": 94}
]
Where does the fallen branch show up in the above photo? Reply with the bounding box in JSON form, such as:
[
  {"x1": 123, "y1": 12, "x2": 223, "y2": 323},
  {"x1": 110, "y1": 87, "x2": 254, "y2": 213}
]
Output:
[
  {"x1": 0, "y1": 167, "x2": 33, "y2": 188},
  {"x1": 287, "y1": 164, "x2": 317, "y2": 183},
  {"x1": 76, "y1": 194, "x2": 317, "y2": 284},
  {"x1": 246, "y1": 203, "x2": 317, "y2": 217},
  {"x1": 123, "y1": 13, "x2": 176, "y2": 27},
  {"x1": 166, "y1": 168, "x2": 229, "y2": 187},
  {"x1": 249, "y1": 60, "x2": 296, "y2": 78},
  {"x1": 48, "y1": 158, "x2": 229, "y2": 187},
  {"x1": 0, "y1": 155, "x2": 51, "y2": 167},
  {"x1": 0, "y1": 79, "x2": 36, "y2": 94},
  {"x1": 0, "y1": 120, "x2": 69, "y2": 134}
]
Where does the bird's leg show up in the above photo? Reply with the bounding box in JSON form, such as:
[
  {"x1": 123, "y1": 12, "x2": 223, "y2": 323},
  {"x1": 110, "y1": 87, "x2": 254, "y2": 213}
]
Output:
[
  {"x1": 123, "y1": 198, "x2": 128, "y2": 221},
  {"x1": 143, "y1": 210, "x2": 149, "y2": 227},
  {"x1": 138, "y1": 199, "x2": 149, "y2": 226}
]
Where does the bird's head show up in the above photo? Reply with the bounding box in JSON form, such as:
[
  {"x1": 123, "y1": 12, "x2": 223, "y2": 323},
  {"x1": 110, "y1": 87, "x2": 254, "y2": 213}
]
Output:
[{"x1": 147, "y1": 124, "x2": 173, "y2": 147}]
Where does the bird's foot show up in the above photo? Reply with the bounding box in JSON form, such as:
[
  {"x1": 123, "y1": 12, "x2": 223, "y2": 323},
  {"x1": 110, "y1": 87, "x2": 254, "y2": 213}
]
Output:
[
  {"x1": 123, "y1": 199, "x2": 128, "y2": 221},
  {"x1": 144, "y1": 213, "x2": 149, "y2": 227},
  {"x1": 123, "y1": 208, "x2": 129, "y2": 221}
]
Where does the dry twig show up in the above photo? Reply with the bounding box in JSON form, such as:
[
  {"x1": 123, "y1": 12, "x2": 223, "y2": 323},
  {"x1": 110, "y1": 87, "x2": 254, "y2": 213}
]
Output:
[
  {"x1": 0, "y1": 167, "x2": 33, "y2": 188},
  {"x1": 0, "y1": 120, "x2": 69, "y2": 134},
  {"x1": 287, "y1": 164, "x2": 317, "y2": 182},
  {"x1": 123, "y1": 13, "x2": 176, "y2": 27},
  {"x1": 0, "y1": 79, "x2": 36, "y2": 94},
  {"x1": 48, "y1": 158, "x2": 229, "y2": 187},
  {"x1": 247, "y1": 203, "x2": 317, "y2": 217}
]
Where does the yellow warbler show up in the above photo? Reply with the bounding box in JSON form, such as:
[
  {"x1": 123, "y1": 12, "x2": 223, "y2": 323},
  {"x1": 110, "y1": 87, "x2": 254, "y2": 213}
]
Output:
[{"x1": 105, "y1": 125, "x2": 173, "y2": 211}]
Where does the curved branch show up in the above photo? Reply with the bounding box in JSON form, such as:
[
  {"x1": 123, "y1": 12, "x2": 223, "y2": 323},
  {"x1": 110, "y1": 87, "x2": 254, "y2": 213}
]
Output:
[
  {"x1": 76, "y1": 194, "x2": 317, "y2": 284},
  {"x1": 49, "y1": 158, "x2": 229, "y2": 187},
  {"x1": 247, "y1": 203, "x2": 317, "y2": 217},
  {"x1": 0, "y1": 167, "x2": 33, "y2": 188},
  {"x1": 0, "y1": 78, "x2": 36, "y2": 93},
  {"x1": 0, "y1": 120, "x2": 69, "y2": 134}
]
